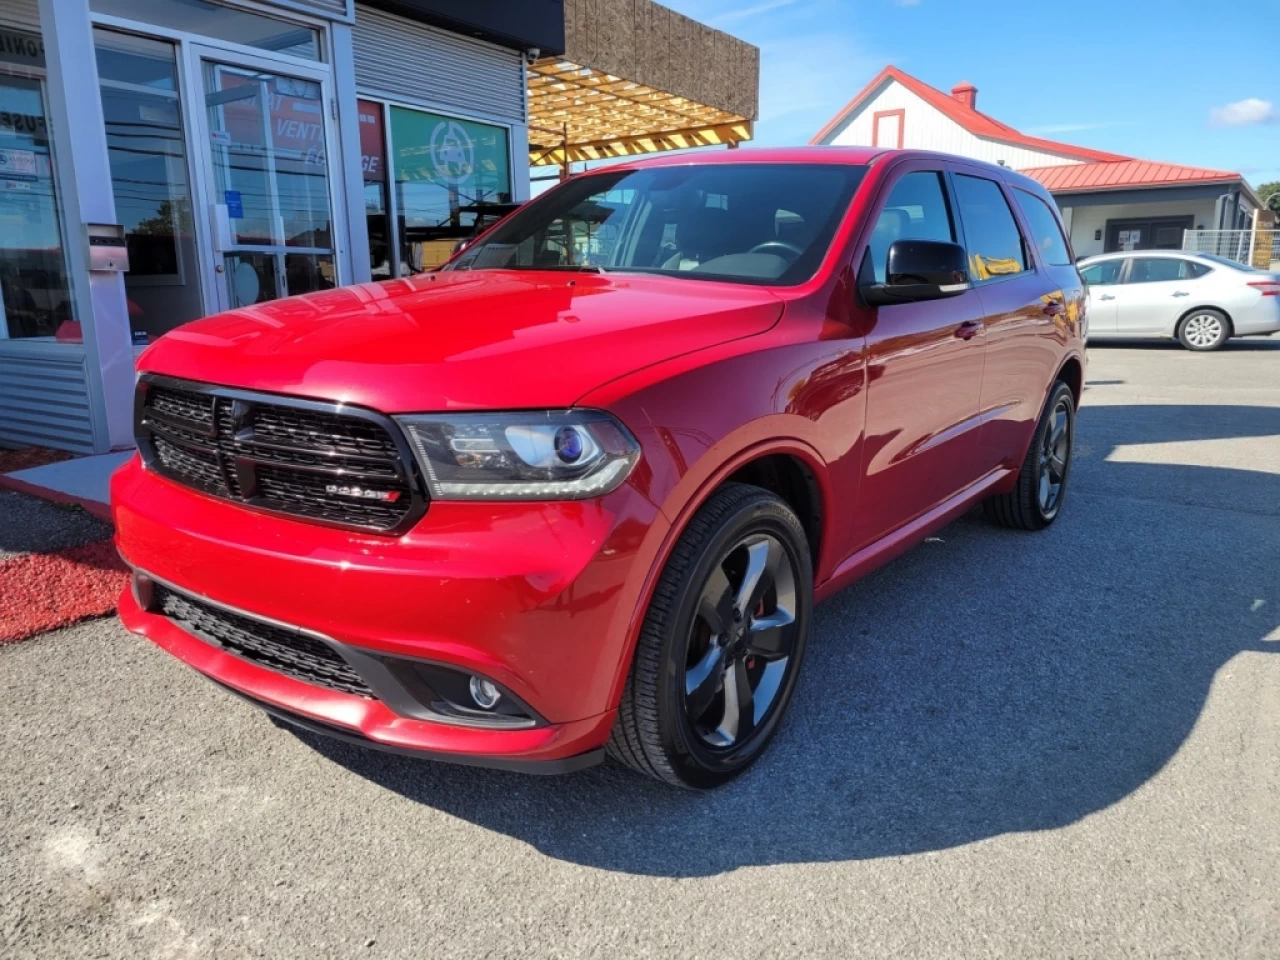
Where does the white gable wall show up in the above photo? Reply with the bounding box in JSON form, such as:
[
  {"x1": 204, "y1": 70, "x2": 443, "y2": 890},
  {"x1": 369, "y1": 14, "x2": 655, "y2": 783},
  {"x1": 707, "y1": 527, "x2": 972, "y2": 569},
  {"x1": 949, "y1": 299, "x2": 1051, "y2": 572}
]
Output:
[{"x1": 825, "y1": 80, "x2": 1084, "y2": 170}]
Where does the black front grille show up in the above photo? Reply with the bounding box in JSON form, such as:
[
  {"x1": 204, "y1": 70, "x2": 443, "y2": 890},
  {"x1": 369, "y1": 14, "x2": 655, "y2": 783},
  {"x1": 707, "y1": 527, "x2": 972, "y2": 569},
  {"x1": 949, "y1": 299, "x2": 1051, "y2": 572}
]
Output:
[
  {"x1": 156, "y1": 585, "x2": 373, "y2": 698},
  {"x1": 136, "y1": 377, "x2": 424, "y2": 533}
]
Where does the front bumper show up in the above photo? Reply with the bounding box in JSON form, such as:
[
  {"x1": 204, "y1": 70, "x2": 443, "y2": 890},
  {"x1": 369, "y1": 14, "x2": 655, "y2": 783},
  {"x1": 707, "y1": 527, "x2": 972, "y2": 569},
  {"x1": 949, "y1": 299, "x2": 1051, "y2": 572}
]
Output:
[{"x1": 112, "y1": 455, "x2": 670, "y2": 770}]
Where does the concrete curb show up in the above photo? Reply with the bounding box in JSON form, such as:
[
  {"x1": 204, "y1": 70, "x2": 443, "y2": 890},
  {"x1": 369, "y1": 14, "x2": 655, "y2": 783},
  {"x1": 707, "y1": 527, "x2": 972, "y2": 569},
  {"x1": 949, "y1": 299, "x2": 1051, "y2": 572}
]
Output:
[{"x1": 0, "y1": 474, "x2": 113, "y2": 523}]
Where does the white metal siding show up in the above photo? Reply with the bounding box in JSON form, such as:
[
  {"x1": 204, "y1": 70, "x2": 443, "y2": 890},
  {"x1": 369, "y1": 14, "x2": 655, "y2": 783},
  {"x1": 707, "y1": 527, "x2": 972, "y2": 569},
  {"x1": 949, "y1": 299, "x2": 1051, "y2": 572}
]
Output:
[
  {"x1": 0, "y1": 351, "x2": 96, "y2": 453},
  {"x1": 351, "y1": 5, "x2": 526, "y2": 126},
  {"x1": 265, "y1": 0, "x2": 353, "y2": 23},
  {"x1": 1064, "y1": 199, "x2": 1220, "y2": 260},
  {"x1": 0, "y1": 0, "x2": 40, "y2": 28},
  {"x1": 826, "y1": 80, "x2": 1084, "y2": 170}
]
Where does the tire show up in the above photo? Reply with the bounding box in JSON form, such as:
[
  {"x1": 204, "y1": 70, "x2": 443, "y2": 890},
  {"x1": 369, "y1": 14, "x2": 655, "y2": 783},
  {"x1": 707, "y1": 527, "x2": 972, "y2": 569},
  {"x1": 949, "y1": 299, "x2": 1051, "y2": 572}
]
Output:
[
  {"x1": 983, "y1": 381, "x2": 1075, "y2": 531},
  {"x1": 1177, "y1": 309, "x2": 1230, "y2": 351},
  {"x1": 607, "y1": 483, "x2": 813, "y2": 789}
]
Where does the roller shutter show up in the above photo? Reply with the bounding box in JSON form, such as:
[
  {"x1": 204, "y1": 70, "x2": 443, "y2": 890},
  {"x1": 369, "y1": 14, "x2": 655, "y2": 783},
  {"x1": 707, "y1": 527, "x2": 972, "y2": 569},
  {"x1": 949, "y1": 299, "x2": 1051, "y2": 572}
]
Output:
[{"x1": 351, "y1": 4, "x2": 526, "y2": 126}]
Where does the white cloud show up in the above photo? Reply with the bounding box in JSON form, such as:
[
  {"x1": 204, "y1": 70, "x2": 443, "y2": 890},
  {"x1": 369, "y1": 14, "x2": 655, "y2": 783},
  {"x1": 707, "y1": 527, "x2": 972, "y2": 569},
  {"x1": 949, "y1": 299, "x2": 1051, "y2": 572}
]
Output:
[
  {"x1": 1026, "y1": 121, "x2": 1134, "y2": 135},
  {"x1": 711, "y1": 0, "x2": 800, "y2": 25},
  {"x1": 1209, "y1": 98, "x2": 1278, "y2": 127}
]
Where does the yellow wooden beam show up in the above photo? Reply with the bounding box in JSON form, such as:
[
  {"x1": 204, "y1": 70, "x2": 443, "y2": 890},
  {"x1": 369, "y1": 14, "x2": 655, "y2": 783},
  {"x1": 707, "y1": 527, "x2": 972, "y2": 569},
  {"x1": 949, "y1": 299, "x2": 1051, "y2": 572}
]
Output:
[{"x1": 529, "y1": 121, "x2": 754, "y2": 166}]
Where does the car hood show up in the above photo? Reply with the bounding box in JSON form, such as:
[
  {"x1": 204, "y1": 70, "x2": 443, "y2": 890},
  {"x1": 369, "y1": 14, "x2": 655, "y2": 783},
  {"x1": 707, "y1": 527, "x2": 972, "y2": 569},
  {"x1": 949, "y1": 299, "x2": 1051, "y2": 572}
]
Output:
[{"x1": 139, "y1": 270, "x2": 784, "y2": 412}]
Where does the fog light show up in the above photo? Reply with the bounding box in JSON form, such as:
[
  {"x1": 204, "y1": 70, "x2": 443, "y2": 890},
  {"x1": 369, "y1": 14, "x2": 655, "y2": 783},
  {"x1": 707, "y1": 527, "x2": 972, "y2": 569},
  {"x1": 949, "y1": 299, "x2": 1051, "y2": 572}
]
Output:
[{"x1": 469, "y1": 675, "x2": 501, "y2": 709}]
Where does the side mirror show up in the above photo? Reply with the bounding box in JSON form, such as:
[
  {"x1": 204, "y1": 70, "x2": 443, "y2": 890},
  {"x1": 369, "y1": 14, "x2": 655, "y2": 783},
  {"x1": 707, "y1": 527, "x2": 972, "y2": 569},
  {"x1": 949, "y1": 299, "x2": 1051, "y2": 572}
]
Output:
[{"x1": 861, "y1": 239, "x2": 971, "y2": 306}]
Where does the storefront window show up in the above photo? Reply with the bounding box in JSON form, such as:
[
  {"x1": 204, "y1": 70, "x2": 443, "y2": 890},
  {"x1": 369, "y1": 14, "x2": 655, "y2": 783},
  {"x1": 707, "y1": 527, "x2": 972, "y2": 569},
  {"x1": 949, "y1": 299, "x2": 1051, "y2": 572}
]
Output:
[
  {"x1": 0, "y1": 24, "x2": 74, "y2": 341},
  {"x1": 358, "y1": 99, "x2": 390, "y2": 279},
  {"x1": 95, "y1": 29, "x2": 203, "y2": 344},
  {"x1": 389, "y1": 107, "x2": 511, "y2": 273},
  {"x1": 90, "y1": 0, "x2": 322, "y2": 61}
]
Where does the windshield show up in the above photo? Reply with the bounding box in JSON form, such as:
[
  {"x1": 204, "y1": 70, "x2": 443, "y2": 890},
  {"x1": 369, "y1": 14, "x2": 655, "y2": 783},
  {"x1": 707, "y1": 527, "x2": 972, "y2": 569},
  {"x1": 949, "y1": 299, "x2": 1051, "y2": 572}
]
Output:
[
  {"x1": 1195, "y1": 253, "x2": 1263, "y2": 273},
  {"x1": 446, "y1": 163, "x2": 867, "y2": 286}
]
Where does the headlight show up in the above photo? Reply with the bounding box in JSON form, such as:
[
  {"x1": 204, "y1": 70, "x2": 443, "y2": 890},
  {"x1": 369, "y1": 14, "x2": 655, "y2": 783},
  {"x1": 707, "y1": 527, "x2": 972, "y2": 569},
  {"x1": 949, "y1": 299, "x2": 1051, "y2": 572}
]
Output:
[{"x1": 395, "y1": 410, "x2": 640, "y2": 501}]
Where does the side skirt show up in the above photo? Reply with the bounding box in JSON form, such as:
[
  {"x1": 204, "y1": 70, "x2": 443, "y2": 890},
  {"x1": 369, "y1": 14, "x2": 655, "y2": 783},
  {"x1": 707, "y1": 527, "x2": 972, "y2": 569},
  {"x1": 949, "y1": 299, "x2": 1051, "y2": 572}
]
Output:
[{"x1": 815, "y1": 467, "x2": 1014, "y2": 603}]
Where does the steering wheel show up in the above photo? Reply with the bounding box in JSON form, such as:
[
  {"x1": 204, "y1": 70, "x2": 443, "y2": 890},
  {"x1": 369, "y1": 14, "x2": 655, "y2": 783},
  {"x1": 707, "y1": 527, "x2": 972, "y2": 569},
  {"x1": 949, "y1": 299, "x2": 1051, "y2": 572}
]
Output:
[{"x1": 747, "y1": 240, "x2": 804, "y2": 259}]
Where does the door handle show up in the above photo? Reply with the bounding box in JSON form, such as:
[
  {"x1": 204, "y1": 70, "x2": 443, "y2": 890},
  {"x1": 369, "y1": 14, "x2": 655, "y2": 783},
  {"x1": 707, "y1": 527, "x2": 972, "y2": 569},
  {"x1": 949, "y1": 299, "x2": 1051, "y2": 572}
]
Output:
[
  {"x1": 1172, "y1": 291, "x2": 1190, "y2": 297},
  {"x1": 1099, "y1": 294, "x2": 1115, "y2": 301},
  {"x1": 953, "y1": 320, "x2": 982, "y2": 340}
]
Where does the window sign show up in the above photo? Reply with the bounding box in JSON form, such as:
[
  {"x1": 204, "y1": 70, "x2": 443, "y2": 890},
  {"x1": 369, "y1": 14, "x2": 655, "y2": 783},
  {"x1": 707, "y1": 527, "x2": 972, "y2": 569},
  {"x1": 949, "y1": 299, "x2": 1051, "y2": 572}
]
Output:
[
  {"x1": 358, "y1": 99, "x2": 391, "y2": 278},
  {"x1": 0, "y1": 147, "x2": 37, "y2": 179},
  {"x1": 0, "y1": 27, "x2": 45, "y2": 70},
  {"x1": 358, "y1": 99, "x2": 385, "y2": 182},
  {"x1": 389, "y1": 106, "x2": 511, "y2": 272}
]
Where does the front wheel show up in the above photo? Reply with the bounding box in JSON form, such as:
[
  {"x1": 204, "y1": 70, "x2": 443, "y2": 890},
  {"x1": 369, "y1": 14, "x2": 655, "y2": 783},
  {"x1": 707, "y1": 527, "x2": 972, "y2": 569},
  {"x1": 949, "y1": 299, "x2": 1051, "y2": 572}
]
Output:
[{"x1": 608, "y1": 484, "x2": 813, "y2": 789}]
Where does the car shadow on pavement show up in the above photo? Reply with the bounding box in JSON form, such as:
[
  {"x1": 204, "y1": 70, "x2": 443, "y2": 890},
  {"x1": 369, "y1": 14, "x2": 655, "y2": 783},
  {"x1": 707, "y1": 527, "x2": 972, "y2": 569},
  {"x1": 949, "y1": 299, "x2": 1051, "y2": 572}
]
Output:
[
  {"x1": 1088, "y1": 338, "x2": 1280, "y2": 352},
  {"x1": 294, "y1": 403, "x2": 1280, "y2": 877}
]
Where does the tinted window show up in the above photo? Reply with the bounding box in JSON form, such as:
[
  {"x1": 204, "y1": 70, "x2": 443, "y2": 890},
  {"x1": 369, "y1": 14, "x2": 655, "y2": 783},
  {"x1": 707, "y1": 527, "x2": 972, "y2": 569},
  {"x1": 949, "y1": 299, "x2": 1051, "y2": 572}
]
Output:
[
  {"x1": 953, "y1": 174, "x2": 1028, "y2": 280},
  {"x1": 1014, "y1": 188, "x2": 1071, "y2": 266},
  {"x1": 868, "y1": 171, "x2": 955, "y2": 283},
  {"x1": 451, "y1": 163, "x2": 867, "y2": 286},
  {"x1": 1080, "y1": 260, "x2": 1123, "y2": 285},
  {"x1": 1126, "y1": 257, "x2": 1209, "y2": 284}
]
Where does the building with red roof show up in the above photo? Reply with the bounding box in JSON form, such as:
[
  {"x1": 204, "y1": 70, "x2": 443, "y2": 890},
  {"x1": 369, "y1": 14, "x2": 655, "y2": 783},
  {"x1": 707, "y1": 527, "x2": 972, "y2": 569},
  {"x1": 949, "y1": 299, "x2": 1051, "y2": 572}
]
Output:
[{"x1": 811, "y1": 66, "x2": 1262, "y2": 259}]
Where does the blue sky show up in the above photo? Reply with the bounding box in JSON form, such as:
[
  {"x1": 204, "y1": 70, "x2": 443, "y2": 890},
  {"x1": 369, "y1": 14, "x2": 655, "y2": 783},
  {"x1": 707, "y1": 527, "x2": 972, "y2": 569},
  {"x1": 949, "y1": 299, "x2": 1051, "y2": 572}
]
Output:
[{"x1": 660, "y1": 0, "x2": 1280, "y2": 187}]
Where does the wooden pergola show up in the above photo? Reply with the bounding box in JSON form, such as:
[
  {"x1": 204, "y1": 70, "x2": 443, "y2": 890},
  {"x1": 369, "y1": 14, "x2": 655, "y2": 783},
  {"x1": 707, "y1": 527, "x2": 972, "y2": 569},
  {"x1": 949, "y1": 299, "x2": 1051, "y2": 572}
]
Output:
[{"x1": 528, "y1": 0, "x2": 759, "y2": 172}]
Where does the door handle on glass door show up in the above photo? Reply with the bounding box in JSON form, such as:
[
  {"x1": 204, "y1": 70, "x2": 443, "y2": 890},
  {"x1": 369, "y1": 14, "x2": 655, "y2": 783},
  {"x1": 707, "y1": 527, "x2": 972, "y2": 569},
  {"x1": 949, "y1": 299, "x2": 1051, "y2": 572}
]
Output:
[{"x1": 953, "y1": 320, "x2": 982, "y2": 340}]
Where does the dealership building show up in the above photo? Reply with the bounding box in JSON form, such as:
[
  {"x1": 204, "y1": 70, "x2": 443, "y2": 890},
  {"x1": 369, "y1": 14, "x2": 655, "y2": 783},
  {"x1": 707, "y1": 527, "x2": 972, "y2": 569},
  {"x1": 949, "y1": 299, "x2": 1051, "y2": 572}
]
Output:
[{"x1": 0, "y1": 0, "x2": 757, "y2": 453}]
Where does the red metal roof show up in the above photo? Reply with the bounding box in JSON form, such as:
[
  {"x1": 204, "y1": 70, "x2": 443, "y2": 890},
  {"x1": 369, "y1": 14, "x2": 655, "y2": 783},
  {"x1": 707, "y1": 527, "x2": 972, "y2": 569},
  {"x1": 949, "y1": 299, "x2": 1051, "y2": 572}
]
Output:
[
  {"x1": 1021, "y1": 160, "x2": 1243, "y2": 193},
  {"x1": 810, "y1": 65, "x2": 1131, "y2": 163}
]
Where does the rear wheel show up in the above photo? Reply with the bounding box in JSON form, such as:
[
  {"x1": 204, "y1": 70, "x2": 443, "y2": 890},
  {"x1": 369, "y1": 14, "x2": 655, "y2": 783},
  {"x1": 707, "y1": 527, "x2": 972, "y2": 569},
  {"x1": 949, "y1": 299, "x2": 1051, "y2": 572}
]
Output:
[
  {"x1": 1177, "y1": 309, "x2": 1230, "y2": 351},
  {"x1": 984, "y1": 381, "x2": 1075, "y2": 531},
  {"x1": 608, "y1": 483, "x2": 812, "y2": 789}
]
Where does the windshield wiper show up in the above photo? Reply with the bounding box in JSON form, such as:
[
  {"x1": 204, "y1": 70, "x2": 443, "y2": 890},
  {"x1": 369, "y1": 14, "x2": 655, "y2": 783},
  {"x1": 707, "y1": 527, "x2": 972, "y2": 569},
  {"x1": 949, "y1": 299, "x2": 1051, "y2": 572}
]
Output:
[{"x1": 526, "y1": 264, "x2": 609, "y2": 274}]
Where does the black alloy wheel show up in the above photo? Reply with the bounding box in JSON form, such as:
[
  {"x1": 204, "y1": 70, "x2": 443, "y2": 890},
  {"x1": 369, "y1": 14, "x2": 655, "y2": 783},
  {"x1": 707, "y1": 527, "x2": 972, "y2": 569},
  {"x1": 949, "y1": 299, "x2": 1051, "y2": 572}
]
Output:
[
  {"x1": 683, "y1": 533, "x2": 799, "y2": 750},
  {"x1": 984, "y1": 380, "x2": 1076, "y2": 531},
  {"x1": 1037, "y1": 394, "x2": 1071, "y2": 519},
  {"x1": 608, "y1": 484, "x2": 813, "y2": 789}
]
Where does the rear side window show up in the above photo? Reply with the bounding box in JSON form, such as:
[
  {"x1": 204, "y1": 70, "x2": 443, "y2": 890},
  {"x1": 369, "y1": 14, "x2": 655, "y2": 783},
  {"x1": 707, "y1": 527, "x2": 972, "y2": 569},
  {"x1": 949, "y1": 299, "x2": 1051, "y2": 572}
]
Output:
[
  {"x1": 1014, "y1": 188, "x2": 1072, "y2": 266},
  {"x1": 868, "y1": 171, "x2": 955, "y2": 283},
  {"x1": 953, "y1": 174, "x2": 1029, "y2": 281},
  {"x1": 1126, "y1": 257, "x2": 1210, "y2": 284},
  {"x1": 1080, "y1": 260, "x2": 1122, "y2": 285}
]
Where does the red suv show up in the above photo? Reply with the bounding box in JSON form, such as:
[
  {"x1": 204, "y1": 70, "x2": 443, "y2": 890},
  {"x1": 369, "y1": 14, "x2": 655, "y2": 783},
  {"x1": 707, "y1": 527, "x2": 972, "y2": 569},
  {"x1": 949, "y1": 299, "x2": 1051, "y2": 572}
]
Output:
[{"x1": 113, "y1": 148, "x2": 1085, "y2": 789}]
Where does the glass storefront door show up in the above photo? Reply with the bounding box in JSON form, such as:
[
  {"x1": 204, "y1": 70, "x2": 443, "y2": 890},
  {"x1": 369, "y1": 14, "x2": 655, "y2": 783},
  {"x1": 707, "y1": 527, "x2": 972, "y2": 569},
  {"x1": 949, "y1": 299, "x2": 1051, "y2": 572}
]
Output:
[
  {"x1": 195, "y1": 47, "x2": 337, "y2": 310},
  {"x1": 94, "y1": 28, "x2": 203, "y2": 345}
]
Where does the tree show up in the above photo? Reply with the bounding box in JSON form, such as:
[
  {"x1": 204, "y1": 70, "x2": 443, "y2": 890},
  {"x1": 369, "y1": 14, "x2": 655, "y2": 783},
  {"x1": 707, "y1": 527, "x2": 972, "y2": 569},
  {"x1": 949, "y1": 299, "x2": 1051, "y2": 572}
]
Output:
[{"x1": 1258, "y1": 181, "x2": 1280, "y2": 215}]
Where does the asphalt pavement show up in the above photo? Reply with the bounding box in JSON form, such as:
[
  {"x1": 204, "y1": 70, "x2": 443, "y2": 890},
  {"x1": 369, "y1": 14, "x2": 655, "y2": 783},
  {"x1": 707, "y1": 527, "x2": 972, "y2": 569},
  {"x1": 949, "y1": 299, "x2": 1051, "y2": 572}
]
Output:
[{"x1": 2, "y1": 339, "x2": 1278, "y2": 959}]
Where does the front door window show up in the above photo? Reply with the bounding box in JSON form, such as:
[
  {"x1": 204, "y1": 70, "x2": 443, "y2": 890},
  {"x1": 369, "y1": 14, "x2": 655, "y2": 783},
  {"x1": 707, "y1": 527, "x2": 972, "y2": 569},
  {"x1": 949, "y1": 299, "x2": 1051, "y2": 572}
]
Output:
[{"x1": 202, "y1": 59, "x2": 335, "y2": 308}]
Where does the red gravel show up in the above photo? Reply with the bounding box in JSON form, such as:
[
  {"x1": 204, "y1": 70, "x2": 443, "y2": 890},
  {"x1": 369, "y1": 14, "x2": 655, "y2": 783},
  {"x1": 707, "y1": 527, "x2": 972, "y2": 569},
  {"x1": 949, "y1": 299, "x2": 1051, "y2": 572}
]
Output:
[
  {"x1": 0, "y1": 446, "x2": 77, "y2": 473},
  {"x1": 0, "y1": 540, "x2": 129, "y2": 645}
]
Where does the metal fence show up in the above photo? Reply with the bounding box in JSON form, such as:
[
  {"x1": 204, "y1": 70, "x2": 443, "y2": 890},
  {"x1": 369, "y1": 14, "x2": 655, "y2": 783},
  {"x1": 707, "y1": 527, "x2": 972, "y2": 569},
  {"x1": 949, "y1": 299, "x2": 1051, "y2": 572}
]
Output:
[{"x1": 1183, "y1": 229, "x2": 1280, "y2": 269}]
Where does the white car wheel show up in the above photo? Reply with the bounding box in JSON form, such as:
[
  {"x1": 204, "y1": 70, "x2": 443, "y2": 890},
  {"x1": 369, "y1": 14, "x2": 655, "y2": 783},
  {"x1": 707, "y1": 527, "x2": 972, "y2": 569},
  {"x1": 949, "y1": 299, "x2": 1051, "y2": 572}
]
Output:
[{"x1": 1177, "y1": 310, "x2": 1229, "y2": 351}]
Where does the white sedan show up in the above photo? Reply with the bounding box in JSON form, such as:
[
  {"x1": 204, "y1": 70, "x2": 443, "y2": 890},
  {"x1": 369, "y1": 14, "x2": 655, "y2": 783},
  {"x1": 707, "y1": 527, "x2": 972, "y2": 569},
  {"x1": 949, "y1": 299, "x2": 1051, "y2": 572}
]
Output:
[{"x1": 1079, "y1": 251, "x2": 1280, "y2": 351}]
